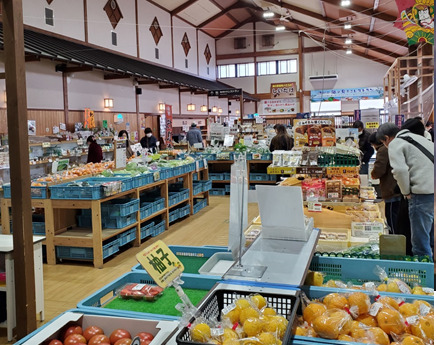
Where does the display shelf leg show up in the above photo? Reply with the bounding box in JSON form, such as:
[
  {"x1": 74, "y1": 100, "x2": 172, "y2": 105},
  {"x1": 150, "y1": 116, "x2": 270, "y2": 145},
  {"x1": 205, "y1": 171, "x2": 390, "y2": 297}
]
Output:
[
  {"x1": 1, "y1": 199, "x2": 10, "y2": 234},
  {"x1": 133, "y1": 189, "x2": 140, "y2": 247},
  {"x1": 5, "y1": 253, "x2": 15, "y2": 341},
  {"x1": 34, "y1": 242, "x2": 44, "y2": 322},
  {"x1": 44, "y1": 199, "x2": 56, "y2": 265},
  {"x1": 189, "y1": 172, "x2": 194, "y2": 215},
  {"x1": 91, "y1": 202, "x2": 103, "y2": 269},
  {"x1": 162, "y1": 181, "x2": 169, "y2": 230}
]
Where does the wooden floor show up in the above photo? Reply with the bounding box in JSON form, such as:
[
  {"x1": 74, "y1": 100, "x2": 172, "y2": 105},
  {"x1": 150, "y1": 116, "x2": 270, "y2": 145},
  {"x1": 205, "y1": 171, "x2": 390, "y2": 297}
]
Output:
[{"x1": 0, "y1": 196, "x2": 259, "y2": 344}]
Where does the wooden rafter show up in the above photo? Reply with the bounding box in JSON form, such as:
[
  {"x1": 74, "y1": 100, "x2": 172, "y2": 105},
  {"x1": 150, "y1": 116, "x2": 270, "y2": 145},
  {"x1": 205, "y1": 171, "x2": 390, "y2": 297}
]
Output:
[
  {"x1": 159, "y1": 84, "x2": 180, "y2": 89},
  {"x1": 137, "y1": 79, "x2": 158, "y2": 85},
  {"x1": 104, "y1": 73, "x2": 130, "y2": 80},
  {"x1": 208, "y1": 0, "x2": 244, "y2": 27},
  {"x1": 320, "y1": 0, "x2": 397, "y2": 23},
  {"x1": 171, "y1": 0, "x2": 199, "y2": 15},
  {"x1": 198, "y1": 2, "x2": 252, "y2": 27}
]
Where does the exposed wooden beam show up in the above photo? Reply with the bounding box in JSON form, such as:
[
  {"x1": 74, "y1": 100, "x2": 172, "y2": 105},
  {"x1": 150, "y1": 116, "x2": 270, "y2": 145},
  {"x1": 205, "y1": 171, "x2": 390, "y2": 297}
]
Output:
[
  {"x1": 137, "y1": 79, "x2": 158, "y2": 85},
  {"x1": 179, "y1": 88, "x2": 193, "y2": 92},
  {"x1": 24, "y1": 55, "x2": 40, "y2": 62},
  {"x1": 171, "y1": 0, "x2": 198, "y2": 15},
  {"x1": 217, "y1": 48, "x2": 299, "y2": 60},
  {"x1": 303, "y1": 45, "x2": 341, "y2": 53},
  {"x1": 2, "y1": 0, "x2": 36, "y2": 338},
  {"x1": 216, "y1": 17, "x2": 254, "y2": 39},
  {"x1": 320, "y1": 0, "x2": 397, "y2": 23},
  {"x1": 159, "y1": 84, "x2": 179, "y2": 89},
  {"x1": 104, "y1": 74, "x2": 131, "y2": 80},
  {"x1": 199, "y1": 0, "x2": 253, "y2": 28}
]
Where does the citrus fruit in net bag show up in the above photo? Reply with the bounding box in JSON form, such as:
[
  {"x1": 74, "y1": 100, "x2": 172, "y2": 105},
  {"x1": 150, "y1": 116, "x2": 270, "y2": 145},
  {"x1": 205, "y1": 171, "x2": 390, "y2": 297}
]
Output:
[
  {"x1": 191, "y1": 323, "x2": 211, "y2": 342},
  {"x1": 243, "y1": 317, "x2": 264, "y2": 337},
  {"x1": 355, "y1": 313, "x2": 378, "y2": 327},
  {"x1": 240, "y1": 307, "x2": 260, "y2": 325},
  {"x1": 410, "y1": 315, "x2": 434, "y2": 341},
  {"x1": 312, "y1": 309, "x2": 352, "y2": 339},
  {"x1": 376, "y1": 308, "x2": 406, "y2": 335},
  {"x1": 401, "y1": 335, "x2": 425, "y2": 345},
  {"x1": 323, "y1": 293, "x2": 349, "y2": 310},
  {"x1": 352, "y1": 327, "x2": 389, "y2": 345},
  {"x1": 251, "y1": 294, "x2": 267, "y2": 309},
  {"x1": 263, "y1": 316, "x2": 288, "y2": 339},
  {"x1": 378, "y1": 296, "x2": 400, "y2": 310},
  {"x1": 399, "y1": 303, "x2": 419, "y2": 318},
  {"x1": 257, "y1": 332, "x2": 279, "y2": 345},
  {"x1": 348, "y1": 292, "x2": 371, "y2": 315},
  {"x1": 303, "y1": 303, "x2": 327, "y2": 325},
  {"x1": 262, "y1": 307, "x2": 277, "y2": 317}
]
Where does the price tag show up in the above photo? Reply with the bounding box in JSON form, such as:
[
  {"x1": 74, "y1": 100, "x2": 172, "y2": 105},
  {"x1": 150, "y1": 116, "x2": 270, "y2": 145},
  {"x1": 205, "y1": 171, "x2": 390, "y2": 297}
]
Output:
[
  {"x1": 203, "y1": 159, "x2": 208, "y2": 169},
  {"x1": 211, "y1": 328, "x2": 224, "y2": 337},
  {"x1": 42, "y1": 142, "x2": 51, "y2": 148},
  {"x1": 369, "y1": 302, "x2": 383, "y2": 316},
  {"x1": 326, "y1": 166, "x2": 359, "y2": 176},
  {"x1": 308, "y1": 201, "x2": 322, "y2": 212},
  {"x1": 297, "y1": 167, "x2": 324, "y2": 175},
  {"x1": 406, "y1": 315, "x2": 419, "y2": 325},
  {"x1": 132, "y1": 283, "x2": 146, "y2": 291},
  {"x1": 136, "y1": 240, "x2": 184, "y2": 288},
  {"x1": 420, "y1": 303, "x2": 431, "y2": 316},
  {"x1": 77, "y1": 139, "x2": 84, "y2": 146},
  {"x1": 222, "y1": 303, "x2": 236, "y2": 315},
  {"x1": 422, "y1": 287, "x2": 433, "y2": 294},
  {"x1": 153, "y1": 171, "x2": 160, "y2": 182},
  {"x1": 365, "y1": 122, "x2": 379, "y2": 129},
  {"x1": 196, "y1": 161, "x2": 200, "y2": 172}
]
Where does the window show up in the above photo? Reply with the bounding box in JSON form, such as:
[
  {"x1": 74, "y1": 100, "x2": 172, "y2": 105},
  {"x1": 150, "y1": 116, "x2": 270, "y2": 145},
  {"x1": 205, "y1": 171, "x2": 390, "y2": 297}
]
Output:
[
  {"x1": 218, "y1": 64, "x2": 236, "y2": 79},
  {"x1": 257, "y1": 61, "x2": 276, "y2": 76},
  {"x1": 310, "y1": 101, "x2": 342, "y2": 116},
  {"x1": 278, "y1": 59, "x2": 297, "y2": 74},
  {"x1": 45, "y1": 8, "x2": 54, "y2": 26},
  {"x1": 237, "y1": 63, "x2": 255, "y2": 77}
]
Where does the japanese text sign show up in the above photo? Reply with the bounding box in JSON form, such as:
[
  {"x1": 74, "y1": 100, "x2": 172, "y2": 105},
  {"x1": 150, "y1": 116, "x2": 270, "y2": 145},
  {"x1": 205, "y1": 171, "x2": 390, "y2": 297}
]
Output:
[
  {"x1": 270, "y1": 82, "x2": 297, "y2": 98},
  {"x1": 136, "y1": 240, "x2": 184, "y2": 288}
]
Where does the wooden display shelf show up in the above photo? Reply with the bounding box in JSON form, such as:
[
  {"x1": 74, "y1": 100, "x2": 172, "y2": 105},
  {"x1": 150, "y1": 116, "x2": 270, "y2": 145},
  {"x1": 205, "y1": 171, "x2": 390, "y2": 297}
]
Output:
[
  {"x1": 139, "y1": 208, "x2": 167, "y2": 223},
  {"x1": 208, "y1": 160, "x2": 234, "y2": 164},
  {"x1": 102, "y1": 225, "x2": 138, "y2": 241},
  {"x1": 211, "y1": 180, "x2": 230, "y2": 184},
  {"x1": 193, "y1": 191, "x2": 208, "y2": 198},
  {"x1": 168, "y1": 198, "x2": 190, "y2": 209},
  {"x1": 28, "y1": 136, "x2": 113, "y2": 147},
  {"x1": 249, "y1": 180, "x2": 276, "y2": 184}
]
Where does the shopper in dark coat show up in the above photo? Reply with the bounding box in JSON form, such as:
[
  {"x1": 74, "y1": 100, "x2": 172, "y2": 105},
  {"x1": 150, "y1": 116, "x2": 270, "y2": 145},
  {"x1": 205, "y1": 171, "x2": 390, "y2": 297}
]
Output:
[
  {"x1": 369, "y1": 133, "x2": 401, "y2": 234},
  {"x1": 269, "y1": 124, "x2": 293, "y2": 151},
  {"x1": 86, "y1": 135, "x2": 103, "y2": 163},
  {"x1": 186, "y1": 123, "x2": 203, "y2": 147},
  {"x1": 140, "y1": 127, "x2": 157, "y2": 153},
  {"x1": 353, "y1": 120, "x2": 374, "y2": 174}
]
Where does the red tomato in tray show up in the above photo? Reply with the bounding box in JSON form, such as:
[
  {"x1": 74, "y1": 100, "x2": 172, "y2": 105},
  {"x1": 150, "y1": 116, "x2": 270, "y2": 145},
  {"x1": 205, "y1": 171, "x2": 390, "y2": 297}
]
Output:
[
  {"x1": 88, "y1": 334, "x2": 110, "y2": 345},
  {"x1": 47, "y1": 340, "x2": 63, "y2": 345},
  {"x1": 110, "y1": 329, "x2": 131, "y2": 344},
  {"x1": 136, "y1": 332, "x2": 154, "y2": 342},
  {"x1": 114, "y1": 339, "x2": 132, "y2": 345},
  {"x1": 64, "y1": 334, "x2": 86, "y2": 345},
  {"x1": 63, "y1": 326, "x2": 83, "y2": 340},
  {"x1": 83, "y1": 325, "x2": 104, "y2": 341}
]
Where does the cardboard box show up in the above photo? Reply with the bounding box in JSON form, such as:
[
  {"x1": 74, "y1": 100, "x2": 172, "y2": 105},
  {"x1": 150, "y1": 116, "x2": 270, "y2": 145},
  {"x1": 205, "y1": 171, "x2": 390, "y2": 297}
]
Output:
[{"x1": 20, "y1": 311, "x2": 178, "y2": 345}]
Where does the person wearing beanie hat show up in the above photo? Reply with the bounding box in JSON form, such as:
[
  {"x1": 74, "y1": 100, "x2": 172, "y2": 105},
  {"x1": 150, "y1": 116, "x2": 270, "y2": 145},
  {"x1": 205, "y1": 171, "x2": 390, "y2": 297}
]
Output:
[{"x1": 186, "y1": 122, "x2": 203, "y2": 147}]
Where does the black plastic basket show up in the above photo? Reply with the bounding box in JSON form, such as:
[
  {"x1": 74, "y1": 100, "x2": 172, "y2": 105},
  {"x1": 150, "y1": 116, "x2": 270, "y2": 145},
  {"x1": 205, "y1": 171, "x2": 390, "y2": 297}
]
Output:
[{"x1": 176, "y1": 285, "x2": 299, "y2": 345}]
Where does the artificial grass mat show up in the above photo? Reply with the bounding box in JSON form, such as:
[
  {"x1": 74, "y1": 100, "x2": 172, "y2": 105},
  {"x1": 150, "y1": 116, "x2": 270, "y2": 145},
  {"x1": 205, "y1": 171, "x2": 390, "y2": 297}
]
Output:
[
  {"x1": 104, "y1": 287, "x2": 209, "y2": 316},
  {"x1": 137, "y1": 256, "x2": 209, "y2": 274}
]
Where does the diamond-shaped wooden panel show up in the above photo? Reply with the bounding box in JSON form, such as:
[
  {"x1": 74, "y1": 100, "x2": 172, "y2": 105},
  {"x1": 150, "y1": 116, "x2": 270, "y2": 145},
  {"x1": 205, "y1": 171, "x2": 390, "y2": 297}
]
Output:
[
  {"x1": 104, "y1": 0, "x2": 123, "y2": 30},
  {"x1": 181, "y1": 33, "x2": 191, "y2": 57},
  {"x1": 46, "y1": 0, "x2": 54, "y2": 4},
  {"x1": 150, "y1": 17, "x2": 163, "y2": 45},
  {"x1": 204, "y1": 44, "x2": 211, "y2": 64}
]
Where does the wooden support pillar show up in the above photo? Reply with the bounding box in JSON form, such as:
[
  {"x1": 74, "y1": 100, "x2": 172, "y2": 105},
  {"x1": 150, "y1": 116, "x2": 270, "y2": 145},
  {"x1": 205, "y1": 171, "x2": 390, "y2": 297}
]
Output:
[
  {"x1": 136, "y1": 88, "x2": 140, "y2": 139},
  {"x1": 2, "y1": 0, "x2": 37, "y2": 338},
  {"x1": 62, "y1": 72, "x2": 69, "y2": 127},
  {"x1": 298, "y1": 34, "x2": 304, "y2": 113}
]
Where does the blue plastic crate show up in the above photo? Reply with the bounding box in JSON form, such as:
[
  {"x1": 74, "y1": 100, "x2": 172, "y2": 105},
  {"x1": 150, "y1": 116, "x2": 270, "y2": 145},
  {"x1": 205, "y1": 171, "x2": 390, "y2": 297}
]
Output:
[
  {"x1": 192, "y1": 173, "x2": 198, "y2": 181},
  {"x1": 178, "y1": 188, "x2": 190, "y2": 202},
  {"x1": 153, "y1": 197, "x2": 165, "y2": 213},
  {"x1": 193, "y1": 199, "x2": 207, "y2": 214},
  {"x1": 140, "y1": 202, "x2": 153, "y2": 220},
  {"x1": 224, "y1": 184, "x2": 231, "y2": 193},
  {"x1": 50, "y1": 177, "x2": 129, "y2": 200},
  {"x1": 3, "y1": 183, "x2": 48, "y2": 199},
  {"x1": 77, "y1": 272, "x2": 220, "y2": 320},
  {"x1": 209, "y1": 188, "x2": 226, "y2": 196},
  {"x1": 140, "y1": 220, "x2": 155, "y2": 240},
  {"x1": 245, "y1": 153, "x2": 253, "y2": 160},
  {"x1": 202, "y1": 180, "x2": 212, "y2": 192},
  {"x1": 309, "y1": 256, "x2": 434, "y2": 289},
  {"x1": 201, "y1": 153, "x2": 216, "y2": 161},
  {"x1": 188, "y1": 162, "x2": 196, "y2": 172},
  {"x1": 169, "y1": 208, "x2": 180, "y2": 223},
  {"x1": 249, "y1": 173, "x2": 269, "y2": 181},
  {"x1": 192, "y1": 182, "x2": 203, "y2": 196},
  {"x1": 56, "y1": 238, "x2": 120, "y2": 261},
  {"x1": 77, "y1": 214, "x2": 92, "y2": 228},
  {"x1": 168, "y1": 192, "x2": 179, "y2": 206},
  {"x1": 101, "y1": 198, "x2": 140, "y2": 218},
  {"x1": 32, "y1": 222, "x2": 46, "y2": 235},
  {"x1": 103, "y1": 213, "x2": 137, "y2": 229},
  {"x1": 209, "y1": 173, "x2": 224, "y2": 181},
  {"x1": 178, "y1": 204, "x2": 191, "y2": 218},
  {"x1": 118, "y1": 227, "x2": 137, "y2": 246},
  {"x1": 159, "y1": 167, "x2": 173, "y2": 179},
  {"x1": 153, "y1": 220, "x2": 166, "y2": 236},
  {"x1": 223, "y1": 172, "x2": 231, "y2": 181}
]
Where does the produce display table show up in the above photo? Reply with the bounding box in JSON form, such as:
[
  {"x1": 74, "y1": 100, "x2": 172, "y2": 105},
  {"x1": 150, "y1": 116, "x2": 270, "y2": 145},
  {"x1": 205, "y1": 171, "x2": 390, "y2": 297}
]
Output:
[
  {"x1": 0, "y1": 234, "x2": 45, "y2": 341},
  {"x1": 1, "y1": 167, "x2": 210, "y2": 268}
]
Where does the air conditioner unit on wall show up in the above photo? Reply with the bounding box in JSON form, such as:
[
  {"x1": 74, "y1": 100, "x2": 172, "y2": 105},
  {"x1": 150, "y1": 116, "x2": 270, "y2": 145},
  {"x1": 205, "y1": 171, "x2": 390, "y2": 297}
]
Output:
[
  {"x1": 309, "y1": 74, "x2": 339, "y2": 81},
  {"x1": 261, "y1": 34, "x2": 275, "y2": 47},
  {"x1": 234, "y1": 37, "x2": 247, "y2": 50},
  {"x1": 309, "y1": 74, "x2": 339, "y2": 89}
]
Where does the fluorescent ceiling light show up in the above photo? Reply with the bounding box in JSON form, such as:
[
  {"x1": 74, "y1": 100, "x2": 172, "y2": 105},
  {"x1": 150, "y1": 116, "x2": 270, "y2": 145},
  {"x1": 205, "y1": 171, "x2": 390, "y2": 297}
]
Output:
[
  {"x1": 276, "y1": 25, "x2": 285, "y2": 31},
  {"x1": 344, "y1": 23, "x2": 352, "y2": 29},
  {"x1": 345, "y1": 38, "x2": 352, "y2": 44},
  {"x1": 341, "y1": 0, "x2": 351, "y2": 6},
  {"x1": 346, "y1": 49, "x2": 352, "y2": 54},
  {"x1": 263, "y1": 11, "x2": 274, "y2": 18}
]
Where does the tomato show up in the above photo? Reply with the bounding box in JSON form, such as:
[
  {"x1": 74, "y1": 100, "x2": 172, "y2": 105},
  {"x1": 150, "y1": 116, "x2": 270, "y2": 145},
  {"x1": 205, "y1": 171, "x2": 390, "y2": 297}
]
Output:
[
  {"x1": 64, "y1": 334, "x2": 86, "y2": 345},
  {"x1": 114, "y1": 339, "x2": 132, "y2": 345},
  {"x1": 83, "y1": 325, "x2": 104, "y2": 341},
  {"x1": 63, "y1": 326, "x2": 83, "y2": 340},
  {"x1": 136, "y1": 332, "x2": 154, "y2": 341},
  {"x1": 110, "y1": 329, "x2": 131, "y2": 344},
  {"x1": 88, "y1": 334, "x2": 110, "y2": 345},
  {"x1": 47, "y1": 340, "x2": 63, "y2": 345}
]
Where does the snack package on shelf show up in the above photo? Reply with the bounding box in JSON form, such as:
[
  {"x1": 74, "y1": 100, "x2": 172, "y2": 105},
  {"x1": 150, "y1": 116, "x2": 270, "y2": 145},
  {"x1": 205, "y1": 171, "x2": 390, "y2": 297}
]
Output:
[
  {"x1": 302, "y1": 178, "x2": 326, "y2": 201},
  {"x1": 118, "y1": 283, "x2": 163, "y2": 301}
]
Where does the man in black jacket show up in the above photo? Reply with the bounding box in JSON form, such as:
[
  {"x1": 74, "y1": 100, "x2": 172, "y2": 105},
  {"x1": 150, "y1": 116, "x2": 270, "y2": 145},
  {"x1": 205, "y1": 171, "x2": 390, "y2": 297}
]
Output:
[{"x1": 353, "y1": 120, "x2": 374, "y2": 174}]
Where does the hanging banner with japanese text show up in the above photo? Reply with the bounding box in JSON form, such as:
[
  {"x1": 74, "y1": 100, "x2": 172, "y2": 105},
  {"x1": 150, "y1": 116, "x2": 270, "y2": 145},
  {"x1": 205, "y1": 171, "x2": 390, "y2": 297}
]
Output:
[
  {"x1": 84, "y1": 108, "x2": 95, "y2": 129},
  {"x1": 165, "y1": 104, "x2": 173, "y2": 147},
  {"x1": 261, "y1": 98, "x2": 297, "y2": 115},
  {"x1": 395, "y1": 0, "x2": 434, "y2": 45},
  {"x1": 310, "y1": 87, "x2": 384, "y2": 102},
  {"x1": 270, "y1": 82, "x2": 297, "y2": 98}
]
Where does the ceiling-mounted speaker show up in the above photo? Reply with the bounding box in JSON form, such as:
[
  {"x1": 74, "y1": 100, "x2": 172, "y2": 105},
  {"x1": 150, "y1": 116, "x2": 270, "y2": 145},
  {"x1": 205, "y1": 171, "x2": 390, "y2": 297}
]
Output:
[
  {"x1": 228, "y1": 101, "x2": 232, "y2": 106},
  {"x1": 136, "y1": 88, "x2": 142, "y2": 95}
]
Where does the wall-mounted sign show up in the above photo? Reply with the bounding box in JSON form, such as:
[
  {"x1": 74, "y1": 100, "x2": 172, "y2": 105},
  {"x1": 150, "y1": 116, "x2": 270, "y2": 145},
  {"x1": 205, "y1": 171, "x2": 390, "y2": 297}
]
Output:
[
  {"x1": 208, "y1": 88, "x2": 242, "y2": 97},
  {"x1": 114, "y1": 113, "x2": 124, "y2": 124},
  {"x1": 311, "y1": 87, "x2": 384, "y2": 102},
  {"x1": 84, "y1": 108, "x2": 95, "y2": 128},
  {"x1": 165, "y1": 105, "x2": 173, "y2": 147},
  {"x1": 270, "y1": 82, "x2": 297, "y2": 98},
  {"x1": 28, "y1": 120, "x2": 36, "y2": 136},
  {"x1": 261, "y1": 98, "x2": 297, "y2": 115}
]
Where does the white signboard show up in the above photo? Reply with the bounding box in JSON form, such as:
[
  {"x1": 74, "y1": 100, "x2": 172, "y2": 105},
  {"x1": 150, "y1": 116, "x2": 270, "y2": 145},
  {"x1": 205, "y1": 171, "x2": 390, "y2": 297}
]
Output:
[
  {"x1": 114, "y1": 140, "x2": 127, "y2": 169},
  {"x1": 261, "y1": 98, "x2": 297, "y2": 115}
]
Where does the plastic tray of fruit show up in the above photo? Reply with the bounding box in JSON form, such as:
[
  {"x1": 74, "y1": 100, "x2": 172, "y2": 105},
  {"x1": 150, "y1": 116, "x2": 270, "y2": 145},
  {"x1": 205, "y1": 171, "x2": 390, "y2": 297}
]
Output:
[{"x1": 14, "y1": 309, "x2": 178, "y2": 345}]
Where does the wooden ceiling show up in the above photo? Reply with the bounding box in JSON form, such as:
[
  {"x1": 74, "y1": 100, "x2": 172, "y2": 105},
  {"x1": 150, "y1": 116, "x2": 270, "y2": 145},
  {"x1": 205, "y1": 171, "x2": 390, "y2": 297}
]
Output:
[{"x1": 149, "y1": 0, "x2": 410, "y2": 66}]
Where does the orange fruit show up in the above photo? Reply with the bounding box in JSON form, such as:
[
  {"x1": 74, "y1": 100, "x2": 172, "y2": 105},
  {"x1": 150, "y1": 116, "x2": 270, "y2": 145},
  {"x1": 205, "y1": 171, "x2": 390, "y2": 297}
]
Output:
[
  {"x1": 338, "y1": 334, "x2": 354, "y2": 341},
  {"x1": 239, "y1": 307, "x2": 260, "y2": 324},
  {"x1": 399, "y1": 303, "x2": 419, "y2": 318},
  {"x1": 324, "y1": 293, "x2": 349, "y2": 310},
  {"x1": 352, "y1": 327, "x2": 389, "y2": 345},
  {"x1": 376, "y1": 308, "x2": 406, "y2": 335},
  {"x1": 243, "y1": 317, "x2": 264, "y2": 337},
  {"x1": 401, "y1": 335, "x2": 425, "y2": 345},
  {"x1": 303, "y1": 303, "x2": 327, "y2": 325},
  {"x1": 356, "y1": 314, "x2": 378, "y2": 327},
  {"x1": 348, "y1": 292, "x2": 371, "y2": 315},
  {"x1": 294, "y1": 326, "x2": 307, "y2": 336},
  {"x1": 378, "y1": 296, "x2": 400, "y2": 310},
  {"x1": 410, "y1": 315, "x2": 434, "y2": 341},
  {"x1": 312, "y1": 309, "x2": 352, "y2": 339}
]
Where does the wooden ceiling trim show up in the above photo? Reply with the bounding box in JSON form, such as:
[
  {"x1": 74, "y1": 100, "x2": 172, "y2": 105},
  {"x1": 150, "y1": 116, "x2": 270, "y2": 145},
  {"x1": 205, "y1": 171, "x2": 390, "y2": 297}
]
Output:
[
  {"x1": 198, "y1": 1, "x2": 252, "y2": 27},
  {"x1": 209, "y1": 0, "x2": 240, "y2": 26}
]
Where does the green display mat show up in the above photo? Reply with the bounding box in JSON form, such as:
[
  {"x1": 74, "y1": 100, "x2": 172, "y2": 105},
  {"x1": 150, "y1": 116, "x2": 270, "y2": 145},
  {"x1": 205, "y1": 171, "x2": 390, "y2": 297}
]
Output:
[
  {"x1": 138, "y1": 256, "x2": 209, "y2": 274},
  {"x1": 104, "y1": 288, "x2": 209, "y2": 316}
]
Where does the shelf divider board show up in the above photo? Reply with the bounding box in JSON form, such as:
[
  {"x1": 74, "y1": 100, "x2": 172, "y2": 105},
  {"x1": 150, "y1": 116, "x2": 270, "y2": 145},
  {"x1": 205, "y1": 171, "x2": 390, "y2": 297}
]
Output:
[{"x1": 91, "y1": 200, "x2": 104, "y2": 268}]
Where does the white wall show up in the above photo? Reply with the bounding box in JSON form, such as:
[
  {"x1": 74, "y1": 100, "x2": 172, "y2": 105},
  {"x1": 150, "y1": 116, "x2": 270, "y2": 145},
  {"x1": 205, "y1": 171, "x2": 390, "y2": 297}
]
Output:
[
  {"x1": 255, "y1": 22, "x2": 299, "y2": 52},
  {"x1": 216, "y1": 23, "x2": 255, "y2": 55},
  {"x1": 138, "y1": 0, "x2": 172, "y2": 68},
  {"x1": 23, "y1": 0, "x2": 85, "y2": 41},
  {"x1": 304, "y1": 51, "x2": 389, "y2": 90},
  {"x1": 198, "y1": 31, "x2": 216, "y2": 80},
  {"x1": 138, "y1": 84, "x2": 179, "y2": 115},
  {"x1": 68, "y1": 70, "x2": 136, "y2": 112},
  {"x1": 172, "y1": 17, "x2": 198, "y2": 75},
  {"x1": 87, "y1": 0, "x2": 137, "y2": 57}
]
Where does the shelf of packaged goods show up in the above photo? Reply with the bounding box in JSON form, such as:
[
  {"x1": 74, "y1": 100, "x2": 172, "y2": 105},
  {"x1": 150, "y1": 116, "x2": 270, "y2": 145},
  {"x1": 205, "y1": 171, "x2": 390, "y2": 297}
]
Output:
[
  {"x1": 168, "y1": 198, "x2": 189, "y2": 209},
  {"x1": 28, "y1": 137, "x2": 114, "y2": 147},
  {"x1": 139, "y1": 208, "x2": 167, "y2": 223}
]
